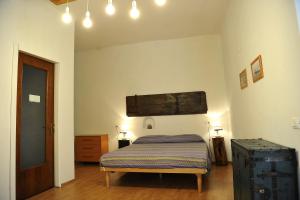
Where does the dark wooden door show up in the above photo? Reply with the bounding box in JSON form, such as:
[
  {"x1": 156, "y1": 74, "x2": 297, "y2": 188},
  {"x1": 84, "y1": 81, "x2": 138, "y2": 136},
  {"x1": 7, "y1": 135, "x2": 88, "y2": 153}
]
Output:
[{"x1": 16, "y1": 52, "x2": 54, "y2": 200}]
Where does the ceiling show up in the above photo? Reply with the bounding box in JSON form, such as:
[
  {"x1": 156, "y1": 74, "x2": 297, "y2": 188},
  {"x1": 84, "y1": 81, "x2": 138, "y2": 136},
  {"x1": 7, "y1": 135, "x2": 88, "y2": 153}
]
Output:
[{"x1": 62, "y1": 0, "x2": 228, "y2": 51}]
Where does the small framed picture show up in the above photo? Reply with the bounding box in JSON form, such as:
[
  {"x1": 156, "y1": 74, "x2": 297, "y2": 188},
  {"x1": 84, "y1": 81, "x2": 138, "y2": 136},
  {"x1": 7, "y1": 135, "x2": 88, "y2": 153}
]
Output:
[
  {"x1": 239, "y1": 69, "x2": 248, "y2": 89},
  {"x1": 251, "y1": 55, "x2": 264, "y2": 83}
]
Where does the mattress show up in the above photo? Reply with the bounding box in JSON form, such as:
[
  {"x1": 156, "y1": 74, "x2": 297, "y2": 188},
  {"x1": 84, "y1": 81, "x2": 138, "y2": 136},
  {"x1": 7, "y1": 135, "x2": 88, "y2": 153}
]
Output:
[{"x1": 100, "y1": 142, "x2": 210, "y2": 169}]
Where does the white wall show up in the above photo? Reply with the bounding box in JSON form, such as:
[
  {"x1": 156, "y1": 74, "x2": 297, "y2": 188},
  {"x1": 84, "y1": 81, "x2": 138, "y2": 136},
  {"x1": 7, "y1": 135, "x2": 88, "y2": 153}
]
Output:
[
  {"x1": 0, "y1": 0, "x2": 75, "y2": 199},
  {"x1": 75, "y1": 35, "x2": 231, "y2": 159},
  {"x1": 222, "y1": 0, "x2": 300, "y2": 193}
]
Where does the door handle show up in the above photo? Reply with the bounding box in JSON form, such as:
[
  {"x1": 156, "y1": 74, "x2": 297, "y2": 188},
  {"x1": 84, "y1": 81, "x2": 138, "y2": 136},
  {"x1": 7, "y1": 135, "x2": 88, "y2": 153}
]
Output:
[
  {"x1": 50, "y1": 123, "x2": 55, "y2": 135},
  {"x1": 42, "y1": 124, "x2": 55, "y2": 134}
]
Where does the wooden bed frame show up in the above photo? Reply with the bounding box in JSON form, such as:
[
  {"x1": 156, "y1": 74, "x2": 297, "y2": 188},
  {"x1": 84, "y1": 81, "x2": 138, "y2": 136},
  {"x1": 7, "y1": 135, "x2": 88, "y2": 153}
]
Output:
[{"x1": 100, "y1": 167, "x2": 207, "y2": 192}]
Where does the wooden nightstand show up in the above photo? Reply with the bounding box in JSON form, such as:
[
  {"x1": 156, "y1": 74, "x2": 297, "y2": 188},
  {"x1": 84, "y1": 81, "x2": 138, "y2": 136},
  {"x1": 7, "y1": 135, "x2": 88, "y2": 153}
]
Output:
[
  {"x1": 212, "y1": 136, "x2": 228, "y2": 166},
  {"x1": 118, "y1": 139, "x2": 130, "y2": 148}
]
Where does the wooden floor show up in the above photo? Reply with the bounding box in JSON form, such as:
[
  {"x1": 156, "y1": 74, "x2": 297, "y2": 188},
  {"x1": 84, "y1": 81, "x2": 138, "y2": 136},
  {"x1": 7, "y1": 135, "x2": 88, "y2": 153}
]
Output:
[{"x1": 30, "y1": 163, "x2": 233, "y2": 200}]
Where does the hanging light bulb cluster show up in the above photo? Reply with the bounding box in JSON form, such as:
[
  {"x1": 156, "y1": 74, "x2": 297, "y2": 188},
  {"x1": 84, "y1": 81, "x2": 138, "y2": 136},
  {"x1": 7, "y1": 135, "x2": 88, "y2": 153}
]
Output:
[{"x1": 62, "y1": 0, "x2": 167, "y2": 28}]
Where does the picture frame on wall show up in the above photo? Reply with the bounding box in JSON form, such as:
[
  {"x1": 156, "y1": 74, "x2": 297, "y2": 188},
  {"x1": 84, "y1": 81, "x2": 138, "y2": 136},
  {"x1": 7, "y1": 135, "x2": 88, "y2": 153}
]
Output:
[
  {"x1": 239, "y1": 69, "x2": 248, "y2": 89},
  {"x1": 251, "y1": 55, "x2": 264, "y2": 83}
]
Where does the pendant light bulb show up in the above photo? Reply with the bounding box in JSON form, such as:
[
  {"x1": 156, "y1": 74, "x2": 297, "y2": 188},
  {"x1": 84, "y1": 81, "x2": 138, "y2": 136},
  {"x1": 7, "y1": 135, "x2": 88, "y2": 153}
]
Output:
[
  {"x1": 105, "y1": 0, "x2": 116, "y2": 16},
  {"x1": 130, "y1": 0, "x2": 140, "y2": 20},
  {"x1": 154, "y1": 0, "x2": 167, "y2": 7},
  {"x1": 62, "y1": 6, "x2": 72, "y2": 24},
  {"x1": 83, "y1": 11, "x2": 93, "y2": 28}
]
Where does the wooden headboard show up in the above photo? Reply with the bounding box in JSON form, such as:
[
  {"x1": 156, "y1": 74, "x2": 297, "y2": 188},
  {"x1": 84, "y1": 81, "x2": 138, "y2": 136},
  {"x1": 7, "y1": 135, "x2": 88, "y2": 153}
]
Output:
[{"x1": 126, "y1": 91, "x2": 208, "y2": 117}]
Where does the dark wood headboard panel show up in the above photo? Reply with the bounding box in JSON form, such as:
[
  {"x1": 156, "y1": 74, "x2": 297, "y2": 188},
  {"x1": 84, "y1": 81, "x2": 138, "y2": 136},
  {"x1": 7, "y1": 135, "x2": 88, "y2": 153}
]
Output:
[{"x1": 126, "y1": 91, "x2": 208, "y2": 117}]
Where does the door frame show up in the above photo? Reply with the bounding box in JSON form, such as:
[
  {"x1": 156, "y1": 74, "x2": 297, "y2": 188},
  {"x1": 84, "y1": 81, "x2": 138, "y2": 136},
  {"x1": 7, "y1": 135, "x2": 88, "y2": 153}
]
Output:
[{"x1": 9, "y1": 48, "x2": 63, "y2": 200}]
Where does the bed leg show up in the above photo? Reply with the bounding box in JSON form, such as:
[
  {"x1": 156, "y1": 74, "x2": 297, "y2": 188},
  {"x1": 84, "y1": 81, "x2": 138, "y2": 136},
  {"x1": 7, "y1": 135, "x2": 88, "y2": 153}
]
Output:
[
  {"x1": 196, "y1": 174, "x2": 202, "y2": 193},
  {"x1": 105, "y1": 171, "x2": 110, "y2": 188}
]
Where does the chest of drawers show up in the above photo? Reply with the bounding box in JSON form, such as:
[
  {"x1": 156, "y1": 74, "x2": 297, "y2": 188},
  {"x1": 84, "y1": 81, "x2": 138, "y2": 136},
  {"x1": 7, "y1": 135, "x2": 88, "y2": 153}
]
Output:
[{"x1": 75, "y1": 135, "x2": 108, "y2": 162}]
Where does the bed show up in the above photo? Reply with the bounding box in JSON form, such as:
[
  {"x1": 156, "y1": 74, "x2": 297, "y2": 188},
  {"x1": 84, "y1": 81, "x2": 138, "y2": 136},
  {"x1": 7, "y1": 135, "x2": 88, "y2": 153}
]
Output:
[{"x1": 100, "y1": 134, "x2": 210, "y2": 192}]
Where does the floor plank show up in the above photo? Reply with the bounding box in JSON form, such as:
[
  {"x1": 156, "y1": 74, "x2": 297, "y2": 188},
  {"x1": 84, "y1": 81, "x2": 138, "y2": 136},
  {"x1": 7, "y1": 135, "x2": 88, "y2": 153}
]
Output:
[{"x1": 30, "y1": 164, "x2": 233, "y2": 200}]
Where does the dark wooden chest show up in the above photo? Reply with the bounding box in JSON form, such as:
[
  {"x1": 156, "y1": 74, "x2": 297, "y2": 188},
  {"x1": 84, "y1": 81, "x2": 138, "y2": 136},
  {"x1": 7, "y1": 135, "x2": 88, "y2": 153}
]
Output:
[{"x1": 231, "y1": 139, "x2": 298, "y2": 200}]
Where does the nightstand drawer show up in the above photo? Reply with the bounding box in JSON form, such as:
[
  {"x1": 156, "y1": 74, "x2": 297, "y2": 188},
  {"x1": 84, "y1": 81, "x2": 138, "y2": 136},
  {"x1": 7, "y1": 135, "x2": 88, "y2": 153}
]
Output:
[
  {"x1": 76, "y1": 137, "x2": 101, "y2": 146},
  {"x1": 77, "y1": 144, "x2": 100, "y2": 153},
  {"x1": 76, "y1": 153, "x2": 101, "y2": 162}
]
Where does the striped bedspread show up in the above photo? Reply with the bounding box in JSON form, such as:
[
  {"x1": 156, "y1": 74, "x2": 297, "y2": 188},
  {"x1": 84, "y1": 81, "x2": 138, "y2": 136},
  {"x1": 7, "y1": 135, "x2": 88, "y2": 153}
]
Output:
[{"x1": 100, "y1": 142, "x2": 210, "y2": 169}]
